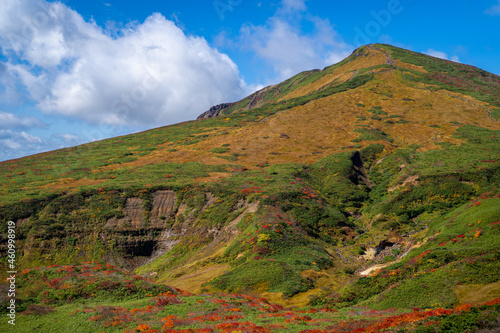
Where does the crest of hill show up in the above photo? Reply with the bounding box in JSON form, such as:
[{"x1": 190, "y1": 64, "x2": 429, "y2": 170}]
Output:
[{"x1": 198, "y1": 43, "x2": 500, "y2": 120}]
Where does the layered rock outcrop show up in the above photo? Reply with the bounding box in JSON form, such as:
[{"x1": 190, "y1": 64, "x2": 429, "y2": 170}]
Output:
[{"x1": 197, "y1": 103, "x2": 235, "y2": 120}]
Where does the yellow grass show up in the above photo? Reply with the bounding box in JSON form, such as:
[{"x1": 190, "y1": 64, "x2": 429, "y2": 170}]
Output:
[
  {"x1": 38, "y1": 177, "x2": 108, "y2": 189},
  {"x1": 72, "y1": 55, "x2": 500, "y2": 187},
  {"x1": 454, "y1": 282, "x2": 500, "y2": 305},
  {"x1": 162, "y1": 264, "x2": 231, "y2": 294},
  {"x1": 279, "y1": 46, "x2": 389, "y2": 101},
  {"x1": 195, "y1": 172, "x2": 232, "y2": 183}
]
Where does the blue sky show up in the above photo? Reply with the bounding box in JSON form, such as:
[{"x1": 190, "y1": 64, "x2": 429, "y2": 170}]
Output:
[{"x1": 0, "y1": 0, "x2": 499, "y2": 161}]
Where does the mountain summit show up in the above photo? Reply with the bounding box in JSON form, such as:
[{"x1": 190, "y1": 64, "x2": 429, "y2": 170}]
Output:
[{"x1": 1, "y1": 44, "x2": 500, "y2": 331}]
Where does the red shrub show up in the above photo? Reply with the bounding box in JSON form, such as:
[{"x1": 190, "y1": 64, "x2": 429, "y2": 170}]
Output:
[{"x1": 156, "y1": 295, "x2": 183, "y2": 306}]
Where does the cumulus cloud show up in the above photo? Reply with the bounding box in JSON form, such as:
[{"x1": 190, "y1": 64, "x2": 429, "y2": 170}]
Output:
[
  {"x1": 425, "y1": 49, "x2": 460, "y2": 63},
  {"x1": 485, "y1": 1, "x2": 500, "y2": 16},
  {"x1": 0, "y1": 0, "x2": 247, "y2": 127},
  {"x1": 0, "y1": 111, "x2": 46, "y2": 129},
  {"x1": 0, "y1": 129, "x2": 42, "y2": 151},
  {"x1": 237, "y1": 0, "x2": 352, "y2": 81}
]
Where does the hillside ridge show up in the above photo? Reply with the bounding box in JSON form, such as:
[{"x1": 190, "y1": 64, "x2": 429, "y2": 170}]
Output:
[{"x1": 197, "y1": 43, "x2": 500, "y2": 122}]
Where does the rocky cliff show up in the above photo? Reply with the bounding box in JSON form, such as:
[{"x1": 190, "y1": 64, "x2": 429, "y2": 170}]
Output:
[
  {"x1": 197, "y1": 102, "x2": 235, "y2": 119},
  {"x1": 13, "y1": 189, "x2": 259, "y2": 272}
]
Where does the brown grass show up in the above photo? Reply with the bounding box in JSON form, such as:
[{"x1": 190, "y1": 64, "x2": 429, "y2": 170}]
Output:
[
  {"x1": 90, "y1": 68, "x2": 500, "y2": 176},
  {"x1": 394, "y1": 59, "x2": 428, "y2": 73},
  {"x1": 195, "y1": 172, "x2": 232, "y2": 183},
  {"x1": 38, "y1": 177, "x2": 108, "y2": 190},
  {"x1": 280, "y1": 47, "x2": 390, "y2": 101}
]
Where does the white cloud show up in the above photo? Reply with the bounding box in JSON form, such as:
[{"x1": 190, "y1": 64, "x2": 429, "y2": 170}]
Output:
[
  {"x1": 0, "y1": 129, "x2": 42, "y2": 151},
  {"x1": 425, "y1": 49, "x2": 460, "y2": 63},
  {"x1": 0, "y1": 129, "x2": 85, "y2": 161},
  {"x1": 0, "y1": 111, "x2": 46, "y2": 129},
  {"x1": 485, "y1": 1, "x2": 500, "y2": 16},
  {"x1": 281, "y1": 0, "x2": 307, "y2": 12},
  {"x1": 52, "y1": 133, "x2": 82, "y2": 147},
  {"x1": 237, "y1": 0, "x2": 352, "y2": 81},
  {"x1": 425, "y1": 49, "x2": 448, "y2": 59},
  {"x1": 0, "y1": 0, "x2": 247, "y2": 127}
]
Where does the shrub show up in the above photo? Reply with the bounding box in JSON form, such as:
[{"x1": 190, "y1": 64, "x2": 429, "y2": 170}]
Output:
[
  {"x1": 351, "y1": 128, "x2": 393, "y2": 143},
  {"x1": 367, "y1": 106, "x2": 387, "y2": 115},
  {"x1": 210, "y1": 147, "x2": 230, "y2": 154}
]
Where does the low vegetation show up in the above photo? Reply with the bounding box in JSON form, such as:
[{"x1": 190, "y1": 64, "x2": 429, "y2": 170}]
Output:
[{"x1": 1, "y1": 44, "x2": 499, "y2": 332}]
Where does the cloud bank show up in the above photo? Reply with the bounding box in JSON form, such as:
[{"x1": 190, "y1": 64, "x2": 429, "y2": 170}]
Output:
[{"x1": 0, "y1": 0, "x2": 247, "y2": 128}]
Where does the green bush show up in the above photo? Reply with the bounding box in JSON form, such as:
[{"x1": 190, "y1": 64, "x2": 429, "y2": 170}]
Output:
[
  {"x1": 210, "y1": 147, "x2": 230, "y2": 154},
  {"x1": 351, "y1": 128, "x2": 393, "y2": 143},
  {"x1": 367, "y1": 106, "x2": 387, "y2": 115}
]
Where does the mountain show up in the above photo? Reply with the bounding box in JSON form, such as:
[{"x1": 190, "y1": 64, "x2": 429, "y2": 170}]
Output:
[{"x1": 1, "y1": 44, "x2": 500, "y2": 332}]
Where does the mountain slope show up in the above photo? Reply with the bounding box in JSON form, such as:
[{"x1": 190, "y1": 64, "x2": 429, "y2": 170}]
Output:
[
  {"x1": 1, "y1": 44, "x2": 500, "y2": 326},
  {"x1": 1, "y1": 44, "x2": 498, "y2": 203}
]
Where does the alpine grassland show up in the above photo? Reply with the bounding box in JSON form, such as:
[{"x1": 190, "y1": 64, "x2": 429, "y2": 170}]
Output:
[{"x1": 1, "y1": 44, "x2": 499, "y2": 332}]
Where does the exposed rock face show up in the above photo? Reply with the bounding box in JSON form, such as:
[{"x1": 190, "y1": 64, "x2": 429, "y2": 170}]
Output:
[
  {"x1": 197, "y1": 83, "x2": 282, "y2": 120},
  {"x1": 149, "y1": 192, "x2": 220, "y2": 260},
  {"x1": 361, "y1": 231, "x2": 410, "y2": 262},
  {"x1": 197, "y1": 103, "x2": 235, "y2": 120},
  {"x1": 103, "y1": 191, "x2": 177, "y2": 269},
  {"x1": 201, "y1": 192, "x2": 217, "y2": 211},
  {"x1": 102, "y1": 190, "x2": 245, "y2": 270},
  {"x1": 197, "y1": 70, "x2": 327, "y2": 120},
  {"x1": 105, "y1": 190, "x2": 176, "y2": 230},
  {"x1": 386, "y1": 230, "x2": 405, "y2": 244},
  {"x1": 150, "y1": 190, "x2": 176, "y2": 222},
  {"x1": 152, "y1": 229, "x2": 181, "y2": 258},
  {"x1": 105, "y1": 197, "x2": 145, "y2": 229},
  {"x1": 245, "y1": 85, "x2": 275, "y2": 110},
  {"x1": 178, "y1": 200, "x2": 260, "y2": 262},
  {"x1": 15, "y1": 189, "x2": 258, "y2": 272}
]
